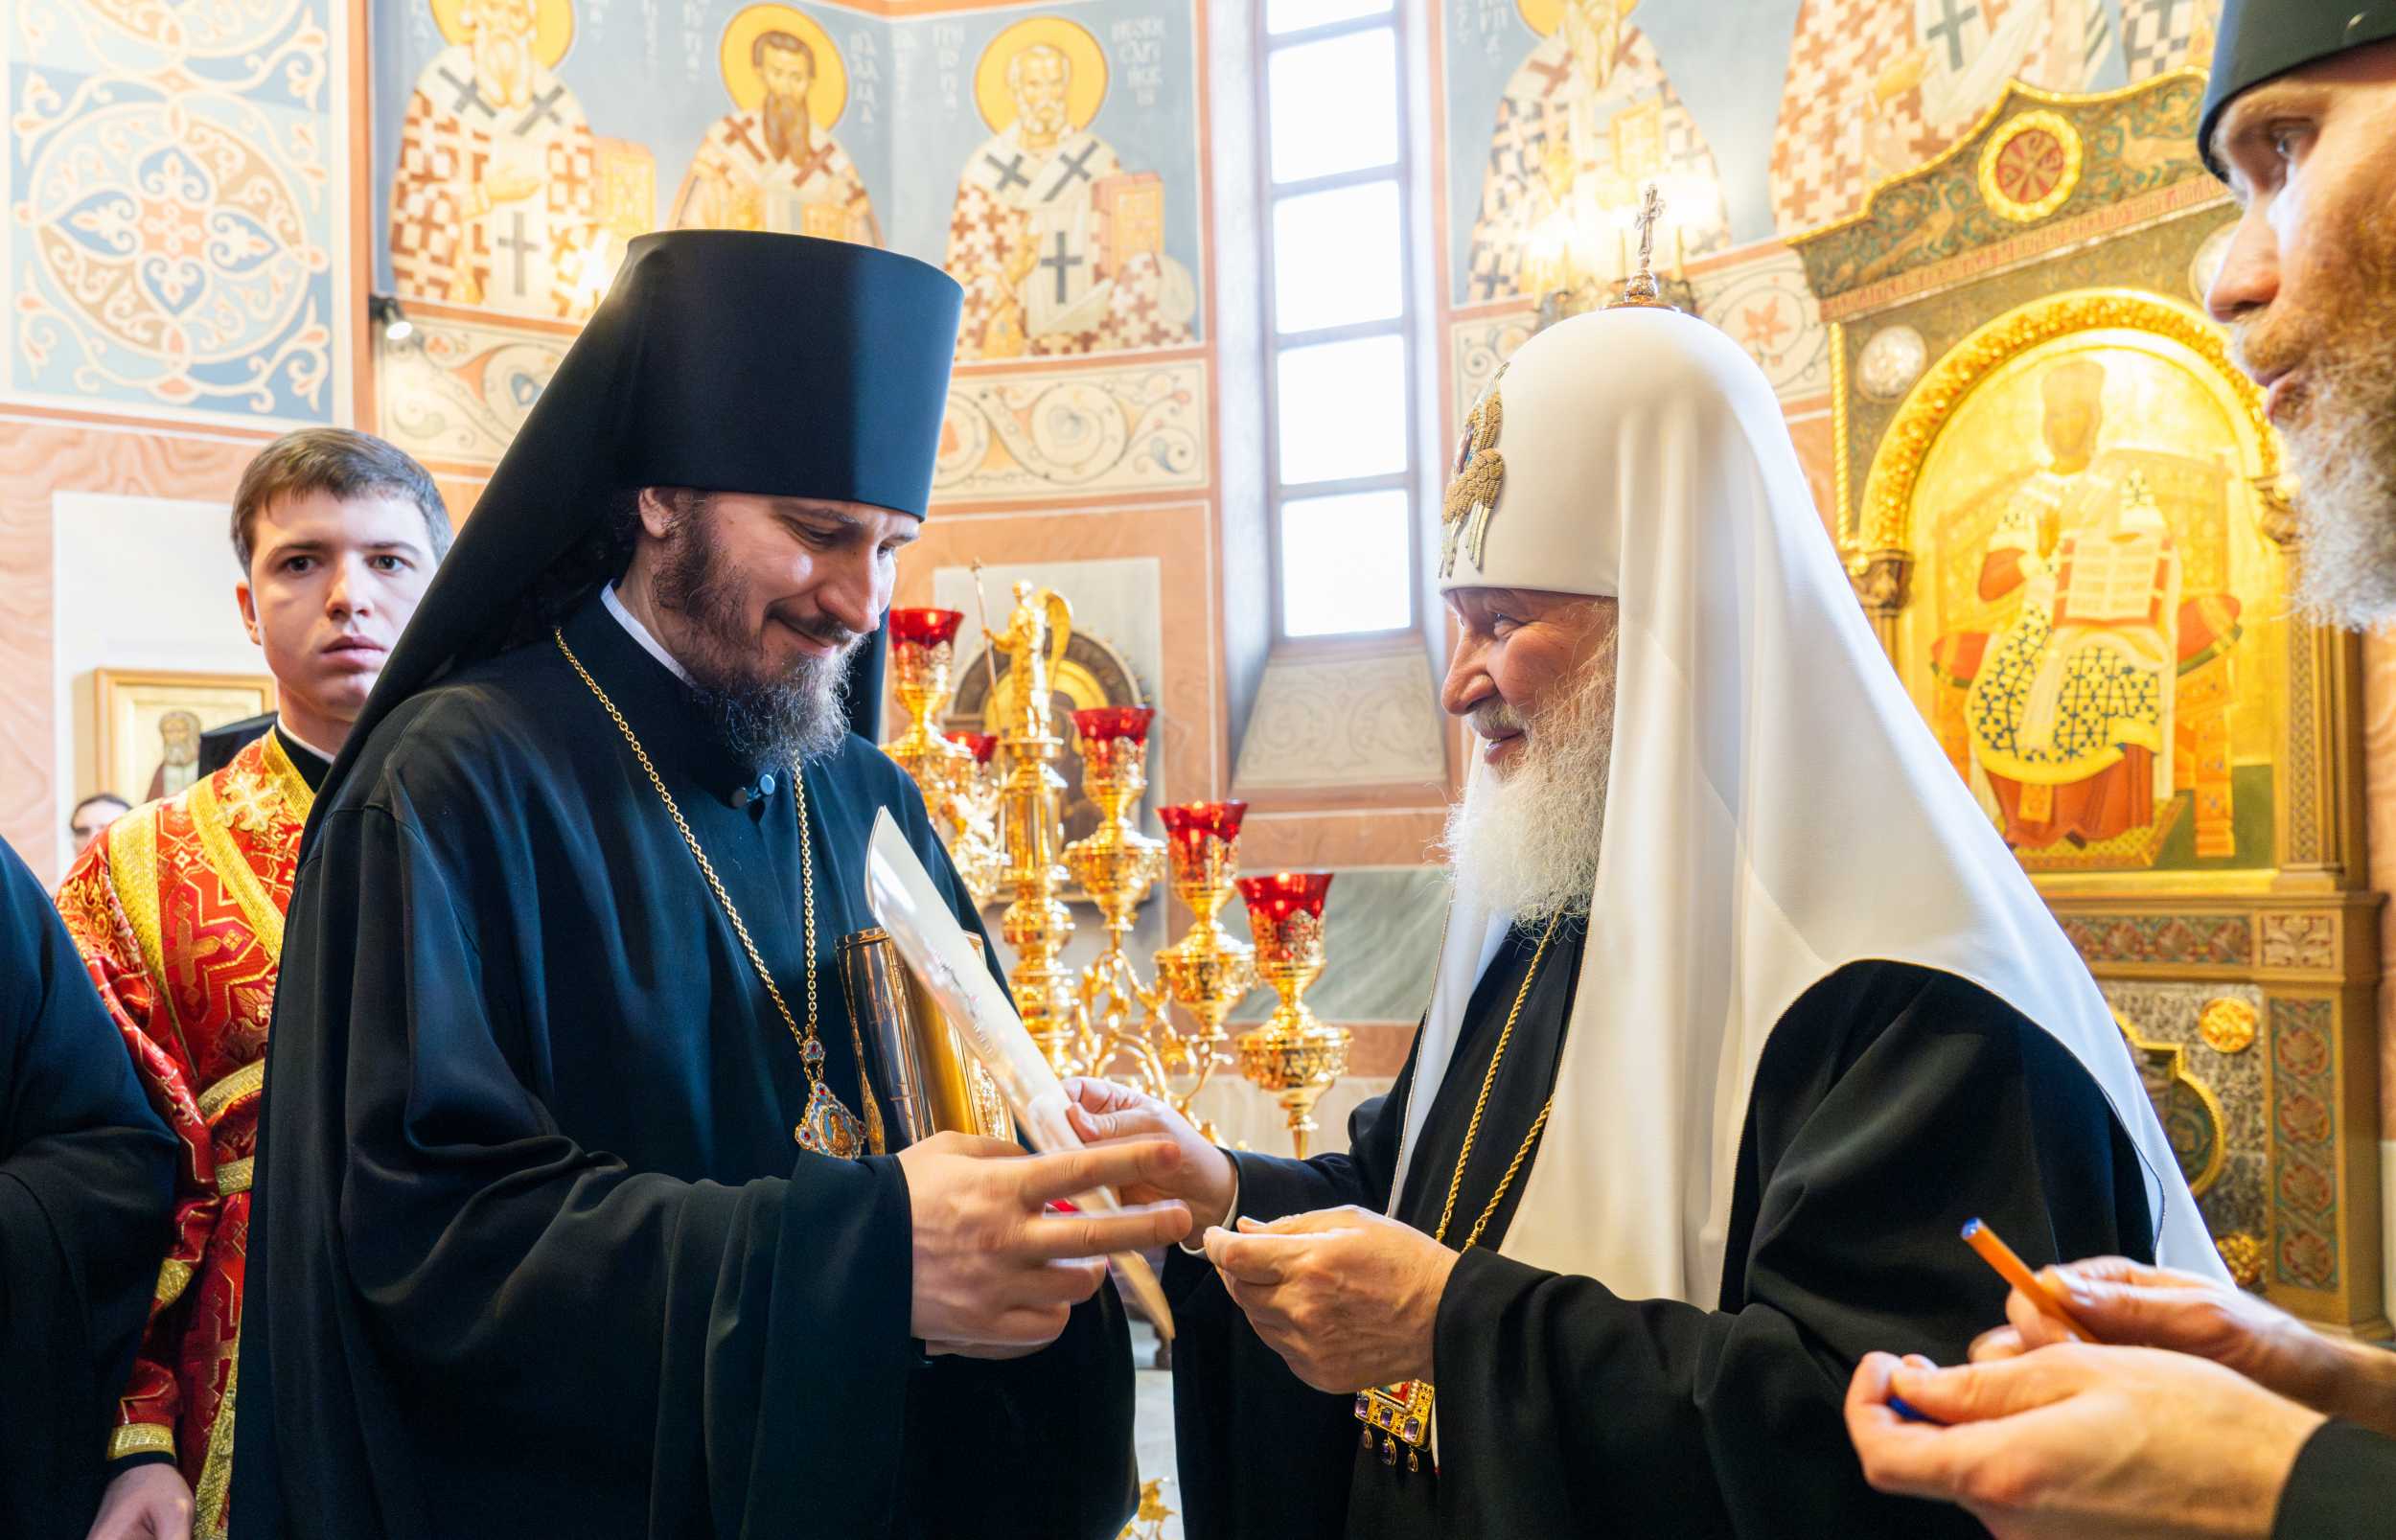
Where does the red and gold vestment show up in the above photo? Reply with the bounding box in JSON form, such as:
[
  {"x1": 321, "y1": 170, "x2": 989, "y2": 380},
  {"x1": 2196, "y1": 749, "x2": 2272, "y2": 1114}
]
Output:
[{"x1": 54, "y1": 731, "x2": 314, "y2": 1538}]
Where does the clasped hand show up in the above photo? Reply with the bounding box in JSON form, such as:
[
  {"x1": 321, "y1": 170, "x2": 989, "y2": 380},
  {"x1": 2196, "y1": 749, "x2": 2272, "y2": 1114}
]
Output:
[
  {"x1": 1059, "y1": 1078, "x2": 1461, "y2": 1392},
  {"x1": 895, "y1": 1131, "x2": 1191, "y2": 1358},
  {"x1": 1202, "y1": 1207, "x2": 1459, "y2": 1394}
]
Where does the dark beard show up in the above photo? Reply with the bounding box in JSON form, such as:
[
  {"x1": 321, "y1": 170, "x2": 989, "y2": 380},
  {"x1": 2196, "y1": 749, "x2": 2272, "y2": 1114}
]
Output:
[
  {"x1": 651, "y1": 499, "x2": 860, "y2": 769},
  {"x1": 763, "y1": 93, "x2": 809, "y2": 163}
]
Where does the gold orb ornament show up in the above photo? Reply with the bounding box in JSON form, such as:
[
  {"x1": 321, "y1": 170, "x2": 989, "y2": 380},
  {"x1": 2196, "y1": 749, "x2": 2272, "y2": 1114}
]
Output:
[
  {"x1": 719, "y1": 3, "x2": 849, "y2": 126},
  {"x1": 2198, "y1": 997, "x2": 2258, "y2": 1055},
  {"x1": 1977, "y1": 110, "x2": 2084, "y2": 223},
  {"x1": 2216, "y1": 1230, "x2": 2265, "y2": 1289},
  {"x1": 430, "y1": 0, "x2": 576, "y2": 68},
  {"x1": 973, "y1": 15, "x2": 1108, "y2": 133}
]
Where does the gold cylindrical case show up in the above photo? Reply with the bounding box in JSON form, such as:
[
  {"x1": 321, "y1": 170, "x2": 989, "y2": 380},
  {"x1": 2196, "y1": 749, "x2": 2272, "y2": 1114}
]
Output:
[{"x1": 838, "y1": 928, "x2": 1015, "y2": 1148}]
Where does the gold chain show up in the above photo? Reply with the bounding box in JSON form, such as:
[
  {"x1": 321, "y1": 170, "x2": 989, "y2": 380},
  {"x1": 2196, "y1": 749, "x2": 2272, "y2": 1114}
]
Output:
[
  {"x1": 553, "y1": 628, "x2": 826, "y2": 1092},
  {"x1": 1431, "y1": 912, "x2": 1561, "y2": 1252}
]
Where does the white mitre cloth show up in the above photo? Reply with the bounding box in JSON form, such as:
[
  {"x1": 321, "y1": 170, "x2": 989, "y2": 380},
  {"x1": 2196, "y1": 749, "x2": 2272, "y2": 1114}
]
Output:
[{"x1": 1407, "y1": 306, "x2": 2225, "y2": 1304}]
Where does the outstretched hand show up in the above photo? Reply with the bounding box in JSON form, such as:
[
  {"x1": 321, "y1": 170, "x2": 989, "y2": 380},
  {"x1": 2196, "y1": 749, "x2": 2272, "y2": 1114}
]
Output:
[
  {"x1": 898, "y1": 1132, "x2": 1191, "y2": 1357},
  {"x1": 1846, "y1": 1345, "x2": 2318, "y2": 1540},
  {"x1": 1969, "y1": 1255, "x2": 2396, "y2": 1437},
  {"x1": 1062, "y1": 1077, "x2": 1237, "y2": 1231}
]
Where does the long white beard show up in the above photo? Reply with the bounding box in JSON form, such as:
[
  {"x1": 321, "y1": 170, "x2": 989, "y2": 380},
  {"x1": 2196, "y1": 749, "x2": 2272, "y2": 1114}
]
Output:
[
  {"x1": 2283, "y1": 340, "x2": 2396, "y2": 628},
  {"x1": 1441, "y1": 635, "x2": 1617, "y2": 925}
]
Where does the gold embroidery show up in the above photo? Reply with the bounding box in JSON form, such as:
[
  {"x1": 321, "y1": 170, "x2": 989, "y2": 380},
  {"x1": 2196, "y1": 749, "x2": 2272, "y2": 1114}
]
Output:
[
  {"x1": 188, "y1": 772, "x2": 285, "y2": 965},
  {"x1": 214, "y1": 1157, "x2": 253, "y2": 1197},
  {"x1": 193, "y1": 1354, "x2": 237, "y2": 1540},
  {"x1": 1440, "y1": 363, "x2": 1508, "y2": 580},
  {"x1": 104, "y1": 812, "x2": 184, "y2": 1050},
  {"x1": 153, "y1": 1256, "x2": 196, "y2": 1309},
  {"x1": 255, "y1": 729, "x2": 316, "y2": 826},
  {"x1": 108, "y1": 1422, "x2": 175, "y2": 1461},
  {"x1": 196, "y1": 1059, "x2": 265, "y2": 1125}
]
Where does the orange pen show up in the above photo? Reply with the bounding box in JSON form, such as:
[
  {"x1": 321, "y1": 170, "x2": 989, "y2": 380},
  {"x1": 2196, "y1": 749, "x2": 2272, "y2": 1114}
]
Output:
[{"x1": 1961, "y1": 1217, "x2": 2099, "y2": 1345}]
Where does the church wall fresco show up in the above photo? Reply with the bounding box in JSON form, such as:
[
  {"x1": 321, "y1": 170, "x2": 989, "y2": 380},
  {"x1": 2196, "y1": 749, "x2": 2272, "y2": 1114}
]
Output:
[
  {"x1": 1427, "y1": 1, "x2": 2225, "y2": 436},
  {"x1": 368, "y1": 0, "x2": 1206, "y2": 347},
  {"x1": 5, "y1": 0, "x2": 352, "y2": 424}
]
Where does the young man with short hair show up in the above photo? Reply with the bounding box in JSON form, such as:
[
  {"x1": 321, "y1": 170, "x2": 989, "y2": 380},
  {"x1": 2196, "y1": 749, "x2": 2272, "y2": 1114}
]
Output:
[{"x1": 55, "y1": 428, "x2": 449, "y2": 1540}]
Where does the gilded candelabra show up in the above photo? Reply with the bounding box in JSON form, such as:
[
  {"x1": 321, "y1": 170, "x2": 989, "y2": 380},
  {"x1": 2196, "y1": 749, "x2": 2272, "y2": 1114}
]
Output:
[
  {"x1": 883, "y1": 608, "x2": 1003, "y2": 905},
  {"x1": 880, "y1": 584, "x2": 1343, "y2": 1143},
  {"x1": 1233, "y1": 872, "x2": 1348, "y2": 1158}
]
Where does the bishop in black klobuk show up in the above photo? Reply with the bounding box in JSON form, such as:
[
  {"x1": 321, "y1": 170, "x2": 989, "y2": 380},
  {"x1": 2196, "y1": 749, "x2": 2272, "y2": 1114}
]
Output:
[{"x1": 230, "y1": 231, "x2": 1185, "y2": 1538}]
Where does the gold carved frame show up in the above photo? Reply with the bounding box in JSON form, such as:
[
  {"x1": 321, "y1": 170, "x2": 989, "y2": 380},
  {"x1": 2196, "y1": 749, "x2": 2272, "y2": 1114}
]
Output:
[{"x1": 1793, "y1": 74, "x2": 2384, "y2": 1335}]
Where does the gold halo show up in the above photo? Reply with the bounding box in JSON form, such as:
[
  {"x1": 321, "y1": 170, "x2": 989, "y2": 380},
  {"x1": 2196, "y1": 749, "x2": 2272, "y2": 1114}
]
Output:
[
  {"x1": 973, "y1": 16, "x2": 1107, "y2": 134},
  {"x1": 720, "y1": 4, "x2": 848, "y2": 126},
  {"x1": 1515, "y1": 0, "x2": 1640, "y2": 39},
  {"x1": 429, "y1": 0, "x2": 576, "y2": 70}
]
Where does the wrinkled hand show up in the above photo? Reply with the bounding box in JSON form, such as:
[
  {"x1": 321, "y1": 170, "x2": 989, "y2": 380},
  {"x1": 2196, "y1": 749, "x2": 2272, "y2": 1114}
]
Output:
[
  {"x1": 1063, "y1": 1077, "x2": 1237, "y2": 1231},
  {"x1": 897, "y1": 1132, "x2": 1192, "y2": 1356},
  {"x1": 1846, "y1": 1345, "x2": 2319, "y2": 1540},
  {"x1": 1201, "y1": 1207, "x2": 1456, "y2": 1393},
  {"x1": 86, "y1": 1462, "x2": 193, "y2": 1540},
  {"x1": 1970, "y1": 1256, "x2": 2396, "y2": 1437}
]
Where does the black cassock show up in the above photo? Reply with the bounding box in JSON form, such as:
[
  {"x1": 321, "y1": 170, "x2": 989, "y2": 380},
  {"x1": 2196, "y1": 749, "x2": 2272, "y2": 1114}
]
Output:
[
  {"x1": 1170, "y1": 922, "x2": 2157, "y2": 1538},
  {"x1": 234, "y1": 594, "x2": 1136, "y2": 1539},
  {"x1": 0, "y1": 837, "x2": 175, "y2": 1540}
]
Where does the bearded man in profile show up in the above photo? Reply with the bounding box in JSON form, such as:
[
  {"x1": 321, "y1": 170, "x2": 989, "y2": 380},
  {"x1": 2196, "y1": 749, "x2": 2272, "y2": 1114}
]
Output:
[{"x1": 233, "y1": 232, "x2": 1185, "y2": 1540}]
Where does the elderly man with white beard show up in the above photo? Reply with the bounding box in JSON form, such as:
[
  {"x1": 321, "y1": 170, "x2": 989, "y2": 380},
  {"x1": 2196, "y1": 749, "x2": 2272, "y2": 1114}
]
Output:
[{"x1": 1065, "y1": 300, "x2": 2222, "y2": 1538}]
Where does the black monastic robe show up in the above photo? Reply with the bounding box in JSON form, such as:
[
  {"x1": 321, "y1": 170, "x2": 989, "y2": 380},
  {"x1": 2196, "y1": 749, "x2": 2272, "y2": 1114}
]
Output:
[
  {"x1": 2277, "y1": 1420, "x2": 2396, "y2": 1539},
  {"x1": 233, "y1": 593, "x2": 1136, "y2": 1539},
  {"x1": 0, "y1": 837, "x2": 176, "y2": 1539},
  {"x1": 1171, "y1": 922, "x2": 2158, "y2": 1538}
]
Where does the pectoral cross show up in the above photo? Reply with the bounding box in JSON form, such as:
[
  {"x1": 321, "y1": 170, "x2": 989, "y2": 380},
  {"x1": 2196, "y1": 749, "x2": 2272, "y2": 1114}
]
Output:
[
  {"x1": 1039, "y1": 231, "x2": 1082, "y2": 303},
  {"x1": 983, "y1": 151, "x2": 1032, "y2": 194},
  {"x1": 496, "y1": 210, "x2": 538, "y2": 292},
  {"x1": 1042, "y1": 140, "x2": 1104, "y2": 202},
  {"x1": 437, "y1": 65, "x2": 491, "y2": 118},
  {"x1": 1924, "y1": 0, "x2": 1980, "y2": 72},
  {"x1": 514, "y1": 82, "x2": 568, "y2": 136}
]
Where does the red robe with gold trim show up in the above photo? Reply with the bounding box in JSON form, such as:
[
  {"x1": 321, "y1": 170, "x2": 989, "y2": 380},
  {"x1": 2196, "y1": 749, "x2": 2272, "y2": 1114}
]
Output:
[{"x1": 53, "y1": 732, "x2": 314, "y2": 1539}]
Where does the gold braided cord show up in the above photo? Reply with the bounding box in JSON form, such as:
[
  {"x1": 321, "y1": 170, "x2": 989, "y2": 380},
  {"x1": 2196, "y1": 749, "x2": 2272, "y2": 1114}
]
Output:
[
  {"x1": 552, "y1": 630, "x2": 826, "y2": 1091},
  {"x1": 1461, "y1": 1097, "x2": 1554, "y2": 1253},
  {"x1": 1431, "y1": 912, "x2": 1560, "y2": 1248}
]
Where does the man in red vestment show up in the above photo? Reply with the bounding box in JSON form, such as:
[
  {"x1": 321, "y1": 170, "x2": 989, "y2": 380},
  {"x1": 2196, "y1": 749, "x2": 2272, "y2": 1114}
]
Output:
[{"x1": 56, "y1": 429, "x2": 449, "y2": 1540}]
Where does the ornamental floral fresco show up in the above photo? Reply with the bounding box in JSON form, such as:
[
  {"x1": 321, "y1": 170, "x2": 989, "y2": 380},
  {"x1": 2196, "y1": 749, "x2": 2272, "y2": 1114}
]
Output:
[{"x1": 7, "y1": 0, "x2": 344, "y2": 421}]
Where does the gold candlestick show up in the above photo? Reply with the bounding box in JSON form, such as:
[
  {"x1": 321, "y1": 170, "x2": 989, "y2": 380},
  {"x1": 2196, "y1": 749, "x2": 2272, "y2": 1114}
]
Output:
[
  {"x1": 882, "y1": 608, "x2": 1001, "y2": 901},
  {"x1": 1064, "y1": 708, "x2": 1166, "y2": 1027},
  {"x1": 883, "y1": 608, "x2": 971, "y2": 793},
  {"x1": 1233, "y1": 872, "x2": 1348, "y2": 1158},
  {"x1": 942, "y1": 730, "x2": 1005, "y2": 908},
  {"x1": 986, "y1": 582, "x2": 1079, "y2": 1067},
  {"x1": 1154, "y1": 801, "x2": 1256, "y2": 1076}
]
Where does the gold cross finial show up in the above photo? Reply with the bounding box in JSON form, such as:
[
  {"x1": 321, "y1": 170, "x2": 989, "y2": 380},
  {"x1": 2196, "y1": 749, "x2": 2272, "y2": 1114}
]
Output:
[
  {"x1": 1634, "y1": 182, "x2": 1664, "y2": 277},
  {"x1": 1604, "y1": 182, "x2": 1677, "y2": 311}
]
